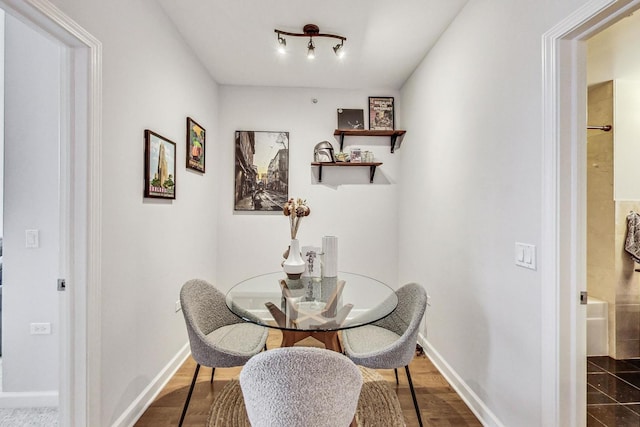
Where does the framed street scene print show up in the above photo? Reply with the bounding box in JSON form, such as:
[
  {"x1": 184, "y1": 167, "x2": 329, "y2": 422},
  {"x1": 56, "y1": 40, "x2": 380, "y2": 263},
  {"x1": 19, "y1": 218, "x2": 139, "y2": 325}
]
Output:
[
  {"x1": 144, "y1": 129, "x2": 176, "y2": 199},
  {"x1": 234, "y1": 130, "x2": 289, "y2": 211},
  {"x1": 369, "y1": 97, "x2": 395, "y2": 130},
  {"x1": 186, "y1": 117, "x2": 205, "y2": 172}
]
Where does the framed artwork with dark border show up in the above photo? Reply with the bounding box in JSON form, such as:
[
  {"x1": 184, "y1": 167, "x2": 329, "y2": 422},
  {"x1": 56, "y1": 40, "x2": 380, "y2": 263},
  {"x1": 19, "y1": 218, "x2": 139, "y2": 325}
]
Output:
[
  {"x1": 368, "y1": 96, "x2": 395, "y2": 130},
  {"x1": 337, "y1": 108, "x2": 365, "y2": 130},
  {"x1": 144, "y1": 129, "x2": 176, "y2": 199},
  {"x1": 186, "y1": 117, "x2": 205, "y2": 172},
  {"x1": 234, "y1": 130, "x2": 289, "y2": 211}
]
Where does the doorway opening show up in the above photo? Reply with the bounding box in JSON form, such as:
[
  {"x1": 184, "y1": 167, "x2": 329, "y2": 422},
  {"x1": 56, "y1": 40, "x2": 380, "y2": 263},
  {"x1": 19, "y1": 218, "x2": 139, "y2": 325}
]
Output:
[
  {"x1": 543, "y1": 0, "x2": 640, "y2": 425},
  {"x1": 0, "y1": 0, "x2": 102, "y2": 425}
]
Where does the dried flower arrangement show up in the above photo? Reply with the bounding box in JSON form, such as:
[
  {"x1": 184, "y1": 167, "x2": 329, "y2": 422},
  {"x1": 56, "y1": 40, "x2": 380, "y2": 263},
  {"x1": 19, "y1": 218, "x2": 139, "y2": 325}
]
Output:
[{"x1": 283, "y1": 198, "x2": 311, "y2": 239}]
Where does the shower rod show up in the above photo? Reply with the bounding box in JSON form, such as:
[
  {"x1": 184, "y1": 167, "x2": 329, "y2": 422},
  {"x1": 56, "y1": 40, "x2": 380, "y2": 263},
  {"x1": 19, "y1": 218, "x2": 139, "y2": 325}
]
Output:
[{"x1": 587, "y1": 125, "x2": 612, "y2": 131}]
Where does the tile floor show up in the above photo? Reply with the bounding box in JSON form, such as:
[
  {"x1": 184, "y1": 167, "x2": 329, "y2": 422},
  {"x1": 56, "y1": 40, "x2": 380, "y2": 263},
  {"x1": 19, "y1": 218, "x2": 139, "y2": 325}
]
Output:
[{"x1": 588, "y1": 356, "x2": 640, "y2": 426}]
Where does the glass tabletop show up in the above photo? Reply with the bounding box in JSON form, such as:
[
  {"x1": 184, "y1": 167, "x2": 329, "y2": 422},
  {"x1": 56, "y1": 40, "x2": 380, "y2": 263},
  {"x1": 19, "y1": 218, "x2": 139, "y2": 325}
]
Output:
[{"x1": 226, "y1": 272, "x2": 398, "y2": 332}]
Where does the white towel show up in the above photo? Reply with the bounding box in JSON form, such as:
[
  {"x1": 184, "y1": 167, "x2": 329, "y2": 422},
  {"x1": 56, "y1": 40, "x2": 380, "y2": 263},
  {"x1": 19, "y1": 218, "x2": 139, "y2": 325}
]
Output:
[{"x1": 625, "y1": 211, "x2": 640, "y2": 263}]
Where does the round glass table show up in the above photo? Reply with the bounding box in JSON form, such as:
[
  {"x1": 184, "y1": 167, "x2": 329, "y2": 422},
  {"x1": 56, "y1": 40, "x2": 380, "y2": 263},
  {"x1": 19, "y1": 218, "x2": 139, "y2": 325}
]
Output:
[{"x1": 225, "y1": 271, "x2": 398, "y2": 352}]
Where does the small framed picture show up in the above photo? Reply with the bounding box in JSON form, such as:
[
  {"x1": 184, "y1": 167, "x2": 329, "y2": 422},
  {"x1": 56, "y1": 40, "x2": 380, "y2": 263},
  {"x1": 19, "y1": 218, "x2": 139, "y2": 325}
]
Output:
[
  {"x1": 337, "y1": 108, "x2": 364, "y2": 130},
  {"x1": 144, "y1": 129, "x2": 176, "y2": 199},
  {"x1": 350, "y1": 147, "x2": 362, "y2": 163},
  {"x1": 369, "y1": 97, "x2": 394, "y2": 130},
  {"x1": 186, "y1": 117, "x2": 205, "y2": 172}
]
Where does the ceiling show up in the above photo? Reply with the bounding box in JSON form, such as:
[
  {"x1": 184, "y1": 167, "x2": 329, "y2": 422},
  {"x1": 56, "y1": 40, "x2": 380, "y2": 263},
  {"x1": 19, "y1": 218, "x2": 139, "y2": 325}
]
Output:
[{"x1": 155, "y1": 0, "x2": 469, "y2": 90}]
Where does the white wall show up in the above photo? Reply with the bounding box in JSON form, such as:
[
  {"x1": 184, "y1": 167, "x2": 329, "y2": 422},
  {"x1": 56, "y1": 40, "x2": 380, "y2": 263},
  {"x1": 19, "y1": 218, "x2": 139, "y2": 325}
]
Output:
[
  {"x1": 3, "y1": 12, "x2": 60, "y2": 393},
  {"x1": 613, "y1": 80, "x2": 640, "y2": 201},
  {"x1": 588, "y1": 11, "x2": 640, "y2": 85},
  {"x1": 587, "y1": 12, "x2": 640, "y2": 201},
  {"x1": 399, "y1": 0, "x2": 589, "y2": 425},
  {"x1": 0, "y1": 9, "x2": 4, "y2": 237},
  {"x1": 47, "y1": 0, "x2": 219, "y2": 424},
  {"x1": 216, "y1": 86, "x2": 400, "y2": 289}
]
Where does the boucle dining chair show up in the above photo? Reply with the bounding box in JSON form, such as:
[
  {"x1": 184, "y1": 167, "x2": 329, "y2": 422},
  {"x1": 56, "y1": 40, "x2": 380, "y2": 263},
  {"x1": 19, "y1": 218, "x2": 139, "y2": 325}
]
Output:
[
  {"x1": 341, "y1": 282, "x2": 427, "y2": 427},
  {"x1": 239, "y1": 347, "x2": 363, "y2": 427},
  {"x1": 179, "y1": 279, "x2": 268, "y2": 427}
]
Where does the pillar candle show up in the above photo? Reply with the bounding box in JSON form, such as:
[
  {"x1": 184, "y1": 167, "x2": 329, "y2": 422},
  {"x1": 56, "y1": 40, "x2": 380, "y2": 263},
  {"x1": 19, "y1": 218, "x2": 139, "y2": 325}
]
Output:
[{"x1": 322, "y1": 236, "x2": 338, "y2": 278}]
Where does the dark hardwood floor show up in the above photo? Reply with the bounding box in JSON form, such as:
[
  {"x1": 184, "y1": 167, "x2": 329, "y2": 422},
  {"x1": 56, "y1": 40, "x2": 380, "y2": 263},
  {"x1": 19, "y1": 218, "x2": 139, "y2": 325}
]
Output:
[{"x1": 134, "y1": 330, "x2": 482, "y2": 426}]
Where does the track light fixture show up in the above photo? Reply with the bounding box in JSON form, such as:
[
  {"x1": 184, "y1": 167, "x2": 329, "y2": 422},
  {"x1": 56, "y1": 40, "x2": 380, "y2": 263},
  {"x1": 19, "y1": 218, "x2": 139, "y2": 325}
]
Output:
[
  {"x1": 307, "y1": 38, "x2": 316, "y2": 59},
  {"x1": 277, "y1": 34, "x2": 287, "y2": 54},
  {"x1": 274, "y1": 24, "x2": 346, "y2": 58},
  {"x1": 333, "y1": 40, "x2": 345, "y2": 58}
]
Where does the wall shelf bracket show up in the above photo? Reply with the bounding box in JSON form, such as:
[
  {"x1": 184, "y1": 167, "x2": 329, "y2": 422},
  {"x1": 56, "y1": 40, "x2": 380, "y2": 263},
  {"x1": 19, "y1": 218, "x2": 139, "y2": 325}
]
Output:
[{"x1": 311, "y1": 162, "x2": 382, "y2": 184}]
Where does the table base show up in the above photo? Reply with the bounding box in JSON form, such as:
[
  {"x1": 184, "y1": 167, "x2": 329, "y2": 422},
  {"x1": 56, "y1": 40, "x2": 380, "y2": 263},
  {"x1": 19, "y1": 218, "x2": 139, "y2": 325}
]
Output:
[{"x1": 280, "y1": 330, "x2": 342, "y2": 352}]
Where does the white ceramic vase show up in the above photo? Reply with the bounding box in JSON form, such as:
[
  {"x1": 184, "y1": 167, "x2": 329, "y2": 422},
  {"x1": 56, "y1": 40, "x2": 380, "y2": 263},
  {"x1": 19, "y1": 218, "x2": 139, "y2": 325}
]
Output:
[{"x1": 283, "y1": 238, "x2": 306, "y2": 279}]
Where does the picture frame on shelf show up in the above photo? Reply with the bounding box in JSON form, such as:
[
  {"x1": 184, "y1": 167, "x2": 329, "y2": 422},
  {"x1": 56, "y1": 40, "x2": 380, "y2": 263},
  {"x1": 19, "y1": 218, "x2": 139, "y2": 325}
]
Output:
[
  {"x1": 186, "y1": 117, "x2": 205, "y2": 172},
  {"x1": 234, "y1": 130, "x2": 289, "y2": 211},
  {"x1": 144, "y1": 129, "x2": 176, "y2": 199},
  {"x1": 337, "y1": 108, "x2": 364, "y2": 130},
  {"x1": 368, "y1": 96, "x2": 394, "y2": 130}
]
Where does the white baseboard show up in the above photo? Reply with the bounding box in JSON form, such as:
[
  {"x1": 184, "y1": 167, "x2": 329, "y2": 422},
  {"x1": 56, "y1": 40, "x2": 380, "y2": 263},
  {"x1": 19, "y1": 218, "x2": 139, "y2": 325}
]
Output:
[
  {"x1": 417, "y1": 333, "x2": 503, "y2": 427},
  {"x1": 112, "y1": 343, "x2": 191, "y2": 427},
  {"x1": 0, "y1": 391, "x2": 58, "y2": 408}
]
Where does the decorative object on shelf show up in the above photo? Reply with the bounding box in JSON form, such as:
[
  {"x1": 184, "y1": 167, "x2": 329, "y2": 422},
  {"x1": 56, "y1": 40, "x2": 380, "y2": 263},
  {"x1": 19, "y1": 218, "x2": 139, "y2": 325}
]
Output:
[
  {"x1": 274, "y1": 24, "x2": 346, "y2": 59},
  {"x1": 337, "y1": 108, "x2": 364, "y2": 129},
  {"x1": 322, "y1": 236, "x2": 338, "y2": 278},
  {"x1": 144, "y1": 129, "x2": 176, "y2": 199},
  {"x1": 234, "y1": 131, "x2": 289, "y2": 211},
  {"x1": 313, "y1": 141, "x2": 336, "y2": 163},
  {"x1": 186, "y1": 117, "x2": 205, "y2": 173},
  {"x1": 282, "y1": 198, "x2": 311, "y2": 279},
  {"x1": 350, "y1": 148, "x2": 362, "y2": 163},
  {"x1": 369, "y1": 97, "x2": 395, "y2": 131},
  {"x1": 335, "y1": 152, "x2": 349, "y2": 162},
  {"x1": 363, "y1": 151, "x2": 374, "y2": 163}
]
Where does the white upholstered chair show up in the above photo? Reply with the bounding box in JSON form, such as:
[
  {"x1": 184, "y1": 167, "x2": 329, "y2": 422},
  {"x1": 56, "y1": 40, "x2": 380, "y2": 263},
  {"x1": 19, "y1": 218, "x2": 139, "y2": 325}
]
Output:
[
  {"x1": 239, "y1": 346, "x2": 363, "y2": 427},
  {"x1": 341, "y1": 282, "x2": 427, "y2": 427},
  {"x1": 179, "y1": 279, "x2": 268, "y2": 427}
]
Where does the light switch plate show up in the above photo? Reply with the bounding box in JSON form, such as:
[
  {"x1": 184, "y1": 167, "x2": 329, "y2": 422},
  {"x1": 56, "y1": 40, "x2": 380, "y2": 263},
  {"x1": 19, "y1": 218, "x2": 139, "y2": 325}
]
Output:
[
  {"x1": 25, "y1": 229, "x2": 39, "y2": 248},
  {"x1": 515, "y1": 242, "x2": 536, "y2": 270}
]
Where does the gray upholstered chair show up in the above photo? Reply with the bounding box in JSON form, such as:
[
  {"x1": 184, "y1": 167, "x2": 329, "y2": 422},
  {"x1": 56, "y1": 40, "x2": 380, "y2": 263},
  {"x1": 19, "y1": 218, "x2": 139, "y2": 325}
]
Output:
[
  {"x1": 341, "y1": 282, "x2": 427, "y2": 427},
  {"x1": 179, "y1": 279, "x2": 268, "y2": 427},
  {"x1": 239, "y1": 347, "x2": 363, "y2": 427}
]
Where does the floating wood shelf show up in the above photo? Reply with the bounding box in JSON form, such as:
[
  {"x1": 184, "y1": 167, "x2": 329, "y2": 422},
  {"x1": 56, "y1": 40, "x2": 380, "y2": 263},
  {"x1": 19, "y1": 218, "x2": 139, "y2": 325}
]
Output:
[
  {"x1": 311, "y1": 162, "x2": 383, "y2": 183},
  {"x1": 333, "y1": 129, "x2": 407, "y2": 153}
]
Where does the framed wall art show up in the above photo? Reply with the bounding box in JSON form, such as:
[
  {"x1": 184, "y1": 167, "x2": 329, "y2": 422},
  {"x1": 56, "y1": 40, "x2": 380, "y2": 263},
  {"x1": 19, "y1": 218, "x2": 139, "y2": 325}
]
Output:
[
  {"x1": 337, "y1": 108, "x2": 364, "y2": 129},
  {"x1": 144, "y1": 129, "x2": 176, "y2": 199},
  {"x1": 186, "y1": 117, "x2": 205, "y2": 172},
  {"x1": 234, "y1": 130, "x2": 289, "y2": 211},
  {"x1": 368, "y1": 96, "x2": 394, "y2": 130}
]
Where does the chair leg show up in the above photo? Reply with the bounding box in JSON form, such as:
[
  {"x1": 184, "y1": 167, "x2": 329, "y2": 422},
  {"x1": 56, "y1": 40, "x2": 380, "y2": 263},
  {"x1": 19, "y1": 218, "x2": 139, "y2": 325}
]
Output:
[
  {"x1": 404, "y1": 365, "x2": 423, "y2": 427},
  {"x1": 210, "y1": 367, "x2": 215, "y2": 384},
  {"x1": 394, "y1": 368, "x2": 399, "y2": 385},
  {"x1": 179, "y1": 363, "x2": 201, "y2": 427}
]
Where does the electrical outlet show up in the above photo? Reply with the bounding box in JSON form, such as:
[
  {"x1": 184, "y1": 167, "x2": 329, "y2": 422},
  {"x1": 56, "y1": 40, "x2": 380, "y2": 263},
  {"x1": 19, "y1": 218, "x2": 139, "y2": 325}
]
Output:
[
  {"x1": 30, "y1": 322, "x2": 51, "y2": 335},
  {"x1": 175, "y1": 300, "x2": 181, "y2": 312}
]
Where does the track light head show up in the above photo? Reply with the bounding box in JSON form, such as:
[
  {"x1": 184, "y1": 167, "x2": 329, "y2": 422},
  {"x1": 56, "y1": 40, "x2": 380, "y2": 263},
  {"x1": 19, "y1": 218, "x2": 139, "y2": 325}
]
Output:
[
  {"x1": 277, "y1": 34, "x2": 287, "y2": 54},
  {"x1": 307, "y1": 38, "x2": 315, "y2": 59},
  {"x1": 333, "y1": 41, "x2": 344, "y2": 58}
]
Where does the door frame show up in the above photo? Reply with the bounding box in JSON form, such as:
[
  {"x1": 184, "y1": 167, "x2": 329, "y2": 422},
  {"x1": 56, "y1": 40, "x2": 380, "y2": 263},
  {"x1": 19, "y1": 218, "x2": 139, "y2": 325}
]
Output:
[
  {"x1": 542, "y1": 0, "x2": 640, "y2": 425},
  {"x1": 0, "y1": 0, "x2": 102, "y2": 425}
]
